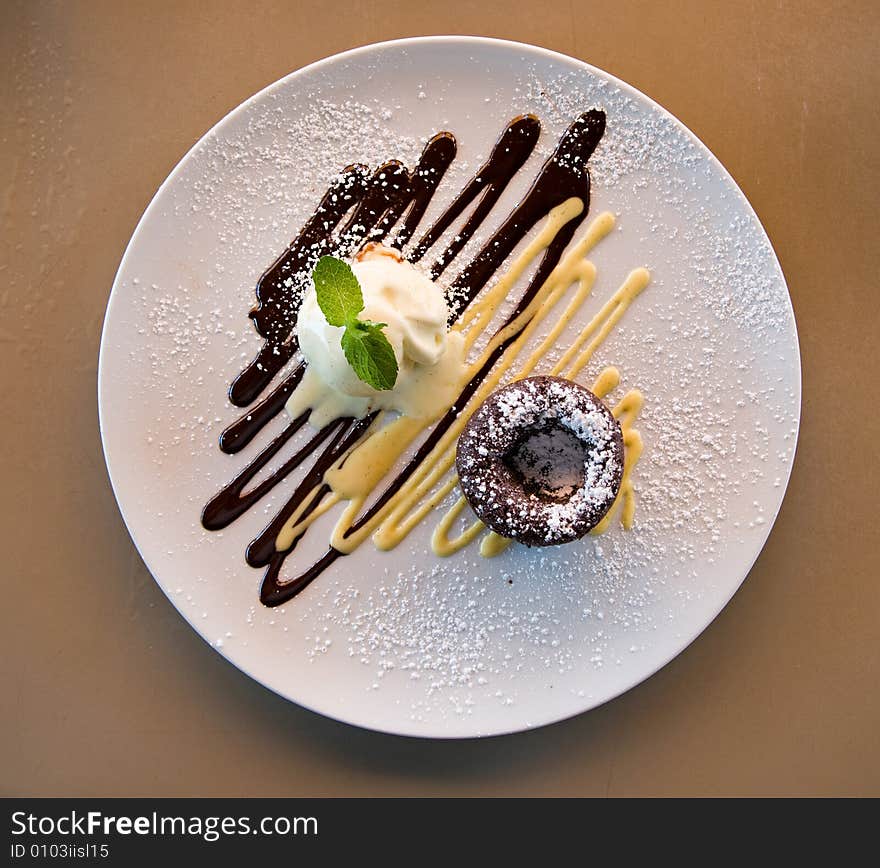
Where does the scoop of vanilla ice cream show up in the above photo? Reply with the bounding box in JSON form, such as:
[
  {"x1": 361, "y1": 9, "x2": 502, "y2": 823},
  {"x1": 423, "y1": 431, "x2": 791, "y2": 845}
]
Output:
[
  {"x1": 290, "y1": 247, "x2": 465, "y2": 427},
  {"x1": 297, "y1": 251, "x2": 447, "y2": 398}
]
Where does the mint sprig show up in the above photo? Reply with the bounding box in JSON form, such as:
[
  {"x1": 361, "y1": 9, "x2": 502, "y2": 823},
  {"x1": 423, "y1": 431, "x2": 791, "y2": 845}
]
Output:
[{"x1": 311, "y1": 255, "x2": 399, "y2": 391}]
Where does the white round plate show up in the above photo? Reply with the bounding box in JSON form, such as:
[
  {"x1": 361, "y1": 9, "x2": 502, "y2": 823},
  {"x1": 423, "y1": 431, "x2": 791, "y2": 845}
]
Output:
[{"x1": 99, "y1": 37, "x2": 800, "y2": 738}]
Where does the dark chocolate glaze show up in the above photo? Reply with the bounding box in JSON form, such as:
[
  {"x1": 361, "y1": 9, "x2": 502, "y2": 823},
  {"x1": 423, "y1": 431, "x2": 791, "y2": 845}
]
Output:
[
  {"x1": 204, "y1": 413, "x2": 333, "y2": 531},
  {"x1": 410, "y1": 115, "x2": 540, "y2": 276},
  {"x1": 219, "y1": 365, "x2": 304, "y2": 454},
  {"x1": 446, "y1": 110, "x2": 605, "y2": 320},
  {"x1": 395, "y1": 132, "x2": 457, "y2": 249},
  {"x1": 245, "y1": 413, "x2": 376, "y2": 568},
  {"x1": 204, "y1": 111, "x2": 607, "y2": 606}
]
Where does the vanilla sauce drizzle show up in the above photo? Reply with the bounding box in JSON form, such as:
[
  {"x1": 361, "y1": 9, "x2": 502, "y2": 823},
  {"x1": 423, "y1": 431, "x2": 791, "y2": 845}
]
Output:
[{"x1": 202, "y1": 111, "x2": 642, "y2": 607}]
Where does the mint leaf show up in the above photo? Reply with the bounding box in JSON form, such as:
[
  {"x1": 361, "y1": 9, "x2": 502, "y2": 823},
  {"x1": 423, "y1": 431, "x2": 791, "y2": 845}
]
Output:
[
  {"x1": 340, "y1": 321, "x2": 399, "y2": 391},
  {"x1": 312, "y1": 255, "x2": 363, "y2": 327},
  {"x1": 311, "y1": 256, "x2": 399, "y2": 391}
]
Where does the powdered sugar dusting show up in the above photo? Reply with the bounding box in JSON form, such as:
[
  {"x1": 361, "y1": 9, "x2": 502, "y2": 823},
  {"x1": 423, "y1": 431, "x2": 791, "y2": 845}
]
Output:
[{"x1": 102, "y1": 41, "x2": 800, "y2": 735}]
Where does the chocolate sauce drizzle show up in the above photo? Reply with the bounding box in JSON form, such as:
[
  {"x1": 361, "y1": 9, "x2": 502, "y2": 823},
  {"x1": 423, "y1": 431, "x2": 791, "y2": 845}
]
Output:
[{"x1": 203, "y1": 110, "x2": 607, "y2": 606}]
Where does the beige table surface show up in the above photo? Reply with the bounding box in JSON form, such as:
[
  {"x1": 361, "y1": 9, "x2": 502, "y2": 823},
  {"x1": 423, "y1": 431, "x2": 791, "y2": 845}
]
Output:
[{"x1": 2, "y1": 0, "x2": 878, "y2": 797}]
